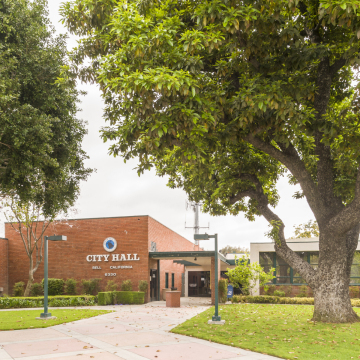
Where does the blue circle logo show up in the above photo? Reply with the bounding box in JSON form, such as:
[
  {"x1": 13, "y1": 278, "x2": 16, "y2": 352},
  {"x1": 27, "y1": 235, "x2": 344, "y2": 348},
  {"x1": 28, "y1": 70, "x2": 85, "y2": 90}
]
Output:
[{"x1": 103, "y1": 237, "x2": 117, "y2": 252}]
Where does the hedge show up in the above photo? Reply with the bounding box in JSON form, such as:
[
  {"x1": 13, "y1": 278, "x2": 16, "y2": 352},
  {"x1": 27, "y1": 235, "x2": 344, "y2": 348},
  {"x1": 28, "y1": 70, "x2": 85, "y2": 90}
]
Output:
[
  {"x1": 98, "y1": 292, "x2": 113, "y2": 305},
  {"x1": 231, "y1": 295, "x2": 360, "y2": 307},
  {"x1": 97, "y1": 291, "x2": 145, "y2": 305},
  {"x1": 113, "y1": 291, "x2": 144, "y2": 305},
  {"x1": 0, "y1": 295, "x2": 96, "y2": 309}
]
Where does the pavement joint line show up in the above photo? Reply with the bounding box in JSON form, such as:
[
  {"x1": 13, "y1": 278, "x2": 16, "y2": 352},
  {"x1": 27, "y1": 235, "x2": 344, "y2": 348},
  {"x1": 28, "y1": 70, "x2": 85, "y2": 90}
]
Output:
[
  {"x1": 0, "y1": 337, "x2": 69, "y2": 346},
  {"x1": 11, "y1": 348, "x2": 103, "y2": 360},
  {"x1": 120, "y1": 340, "x2": 191, "y2": 350},
  {"x1": 0, "y1": 348, "x2": 12, "y2": 360}
]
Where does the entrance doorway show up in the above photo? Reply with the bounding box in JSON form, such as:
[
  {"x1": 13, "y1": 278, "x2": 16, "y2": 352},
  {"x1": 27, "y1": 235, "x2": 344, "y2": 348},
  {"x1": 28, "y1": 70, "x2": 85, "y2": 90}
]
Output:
[
  {"x1": 188, "y1": 271, "x2": 211, "y2": 297},
  {"x1": 150, "y1": 269, "x2": 158, "y2": 301}
]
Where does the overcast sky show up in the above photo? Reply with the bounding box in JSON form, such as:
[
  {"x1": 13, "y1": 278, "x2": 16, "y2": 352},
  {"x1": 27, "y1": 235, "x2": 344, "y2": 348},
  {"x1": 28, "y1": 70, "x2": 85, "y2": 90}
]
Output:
[{"x1": 0, "y1": 1, "x2": 316, "y2": 250}]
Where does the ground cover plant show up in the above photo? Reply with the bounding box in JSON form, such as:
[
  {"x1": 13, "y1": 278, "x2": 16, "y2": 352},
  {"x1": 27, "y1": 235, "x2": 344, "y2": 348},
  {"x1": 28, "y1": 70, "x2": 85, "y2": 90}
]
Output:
[
  {"x1": 172, "y1": 304, "x2": 360, "y2": 360},
  {"x1": 0, "y1": 309, "x2": 111, "y2": 331}
]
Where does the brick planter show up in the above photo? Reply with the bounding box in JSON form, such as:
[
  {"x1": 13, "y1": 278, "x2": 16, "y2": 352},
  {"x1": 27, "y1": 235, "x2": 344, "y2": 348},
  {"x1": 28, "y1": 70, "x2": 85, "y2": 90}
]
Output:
[{"x1": 166, "y1": 291, "x2": 181, "y2": 307}]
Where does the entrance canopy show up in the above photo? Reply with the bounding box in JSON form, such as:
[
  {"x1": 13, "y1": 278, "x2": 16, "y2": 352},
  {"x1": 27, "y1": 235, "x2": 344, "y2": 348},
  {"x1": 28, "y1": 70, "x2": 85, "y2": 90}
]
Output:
[{"x1": 149, "y1": 251, "x2": 230, "y2": 270}]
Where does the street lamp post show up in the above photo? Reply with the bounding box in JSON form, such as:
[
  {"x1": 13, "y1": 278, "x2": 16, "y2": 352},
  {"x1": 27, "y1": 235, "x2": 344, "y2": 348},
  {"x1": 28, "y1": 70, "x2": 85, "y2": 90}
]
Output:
[
  {"x1": 194, "y1": 233, "x2": 224, "y2": 324},
  {"x1": 37, "y1": 235, "x2": 67, "y2": 320}
]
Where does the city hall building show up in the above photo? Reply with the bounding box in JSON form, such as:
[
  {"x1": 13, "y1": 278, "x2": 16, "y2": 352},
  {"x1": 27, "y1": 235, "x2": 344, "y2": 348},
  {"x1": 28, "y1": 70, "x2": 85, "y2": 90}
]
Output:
[{"x1": 0, "y1": 216, "x2": 233, "y2": 303}]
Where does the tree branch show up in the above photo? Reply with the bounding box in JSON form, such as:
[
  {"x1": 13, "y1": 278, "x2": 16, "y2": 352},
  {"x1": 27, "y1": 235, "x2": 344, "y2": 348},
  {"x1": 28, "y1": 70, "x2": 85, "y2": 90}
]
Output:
[
  {"x1": 244, "y1": 133, "x2": 326, "y2": 221},
  {"x1": 229, "y1": 177, "x2": 318, "y2": 287}
]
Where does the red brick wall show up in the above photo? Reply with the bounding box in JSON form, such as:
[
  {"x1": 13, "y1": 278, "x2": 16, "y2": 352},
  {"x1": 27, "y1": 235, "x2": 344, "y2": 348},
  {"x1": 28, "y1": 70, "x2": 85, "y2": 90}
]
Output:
[
  {"x1": 6, "y1": 216, "x2": 150, "y2": 295},
  {"x1": 0, "y1": 238, "x2": 8, "y2": 295},
  {"x1": 148, "y1": 217, "x2": 196, "y2": 296}
]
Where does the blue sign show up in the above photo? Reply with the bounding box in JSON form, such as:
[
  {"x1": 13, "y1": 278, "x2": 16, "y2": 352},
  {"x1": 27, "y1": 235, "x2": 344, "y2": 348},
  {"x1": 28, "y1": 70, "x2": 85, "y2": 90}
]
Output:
[{"x1": 227, "y1": 284, "x2": 234, "y2": 298}]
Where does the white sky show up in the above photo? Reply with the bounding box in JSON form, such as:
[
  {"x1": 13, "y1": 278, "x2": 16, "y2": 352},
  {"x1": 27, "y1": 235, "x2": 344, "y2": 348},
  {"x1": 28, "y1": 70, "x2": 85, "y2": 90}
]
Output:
[{"x1": 0, "y1": 1, "x2": 316, "y2": 250}]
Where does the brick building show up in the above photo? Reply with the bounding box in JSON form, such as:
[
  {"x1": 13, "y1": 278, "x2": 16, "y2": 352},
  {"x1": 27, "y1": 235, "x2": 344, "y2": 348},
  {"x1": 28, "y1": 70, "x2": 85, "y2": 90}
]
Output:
[{"x1": 0, "y1": 216, "x2": 232, "y2": 303}]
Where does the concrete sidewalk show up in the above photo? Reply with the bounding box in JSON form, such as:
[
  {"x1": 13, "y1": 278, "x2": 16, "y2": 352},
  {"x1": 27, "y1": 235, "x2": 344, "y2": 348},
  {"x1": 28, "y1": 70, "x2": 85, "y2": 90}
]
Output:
[{"x1": 0, "y1": 298, "x2": 280, "y2": 360}]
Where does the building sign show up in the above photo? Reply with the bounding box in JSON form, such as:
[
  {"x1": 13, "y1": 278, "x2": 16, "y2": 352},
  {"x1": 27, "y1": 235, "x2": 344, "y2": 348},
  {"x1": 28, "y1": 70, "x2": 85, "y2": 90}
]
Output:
[
  {"x1": 87, "y1": 237, "x2": 140, "y2": 277},
  {"x1": 103, "y1": 237, "x2": 117, "y2": 252}
]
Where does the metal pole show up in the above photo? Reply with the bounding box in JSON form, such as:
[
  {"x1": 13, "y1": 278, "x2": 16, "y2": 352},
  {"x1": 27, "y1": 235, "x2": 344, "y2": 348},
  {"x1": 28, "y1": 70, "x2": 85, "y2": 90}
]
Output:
[
  {"x1": 40, "y1": 236, "x2": 51, "y2": 318},
  {"x1": 213, "y1": 234, "x2": 221, "y2": 321}
]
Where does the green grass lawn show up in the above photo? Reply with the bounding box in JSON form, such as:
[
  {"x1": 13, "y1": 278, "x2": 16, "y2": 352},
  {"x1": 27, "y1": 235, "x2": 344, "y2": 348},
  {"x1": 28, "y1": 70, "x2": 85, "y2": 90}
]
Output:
[
  {"x1": 0, "y1": 309, "x2": 112, "y2": 330},
  {"x1": 172, "y1": 304, "x2": 360, "y2": 360}
]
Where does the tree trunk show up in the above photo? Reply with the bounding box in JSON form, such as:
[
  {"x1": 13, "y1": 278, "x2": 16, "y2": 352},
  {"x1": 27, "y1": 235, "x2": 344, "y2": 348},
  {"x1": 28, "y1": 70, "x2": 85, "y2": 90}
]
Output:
[
  {"x1": 24, "y1": 257, "x2": 34, "y2": 297},
  {"x1": 311, "y1": 232, "x2": 359, "y2": 323}
]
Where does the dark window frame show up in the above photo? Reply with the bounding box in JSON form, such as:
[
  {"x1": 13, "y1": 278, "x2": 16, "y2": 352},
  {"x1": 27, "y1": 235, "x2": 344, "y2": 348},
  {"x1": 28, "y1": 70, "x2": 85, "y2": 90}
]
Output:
[
  {"x1": 171, "y1": 273, "x2": 175, "y2": 288},
  {"x1": 259, "y1": 250, "x2": 360, "y2": 285},
  {"x1": 165, "y1": 273, "x2": 169, "y2": 288}
]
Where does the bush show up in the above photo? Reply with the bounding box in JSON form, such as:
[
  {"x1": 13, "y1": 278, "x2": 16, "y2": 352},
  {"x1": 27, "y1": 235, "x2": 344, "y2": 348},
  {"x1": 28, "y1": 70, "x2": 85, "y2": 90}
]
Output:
[
  {"x1": 82, "y1": 278, "x2": 102, "y2": 295},
  {"x1": 218, "y1": 279, "x2": 228, "y2": 303},
  {"x1": 0, "y1": 295, "x2": 96, "y2": 309},
  {"x1": 279, "y1": 285, "x2": 292, "y2": 297},
  {"x1": 349, "y1": 286, "x2": 359, "y2": 298},
  {"x1": 105, "y1": 280, "x2": 117, "y2": 292},
  {"x1": 121, "y1": 280, "x2": 132, "y2": 291},
  {"x1": 30, "y1": 283, "x2": 43, "y2": 296},
  {"x1": 41, "y1": 278, "x2": 65, "y2": 296},
  {"x1": 13, "y1": 282, "x2": 25, "y2": 297},
  {"x1": 231, "y1": 295, "x2": 314, "y2": 305},
  {"x1": 263, "y1": 284, "x2": 276, "y2": 295},
  {"x1": 138, "y1": 280, "x2": 148, "y2": 293},
  {"x1": 273, "y1": 290, "x2": 286, "y2": 297},
  {"x1": 64, "y1": 279, "x2": 78, "y2": 295},
  {"x1": 113, "y1": 291, "x2": 144, "y2": 305},
  {"x1": 98, "y1": 292, "x2": 113, "y2": 305},
  {"x1": 296, "y1": 285, "x2": 309, "y2": 298}
]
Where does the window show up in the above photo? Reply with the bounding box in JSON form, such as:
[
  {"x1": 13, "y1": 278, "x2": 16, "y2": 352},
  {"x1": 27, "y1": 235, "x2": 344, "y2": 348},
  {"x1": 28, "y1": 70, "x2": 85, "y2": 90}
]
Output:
[
  {"x1": 259, "y1": 251, "x2": 360, "y2": 286},
  {"x1": 171, "y1": 273, "x2": 175, "y2": 288},
  {"x1": 165, "y1": 273, "x2": 169, "y2": 288}
]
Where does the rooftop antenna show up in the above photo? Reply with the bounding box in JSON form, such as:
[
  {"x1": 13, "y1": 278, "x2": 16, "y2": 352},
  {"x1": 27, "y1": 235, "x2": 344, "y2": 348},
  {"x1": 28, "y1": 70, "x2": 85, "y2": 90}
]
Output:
[{"x1": 185, "y1": 201, "x2": 209, "y2": 245}]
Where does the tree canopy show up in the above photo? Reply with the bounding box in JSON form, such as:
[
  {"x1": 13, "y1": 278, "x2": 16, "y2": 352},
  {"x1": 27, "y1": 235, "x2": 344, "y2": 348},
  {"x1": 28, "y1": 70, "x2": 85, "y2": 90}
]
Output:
[
  {"x1": 61, "y1": 0, "x2": 360, "y2": 322},
  {"x1": 0, "y1": 0, "x2": 91, "y2": 215}
]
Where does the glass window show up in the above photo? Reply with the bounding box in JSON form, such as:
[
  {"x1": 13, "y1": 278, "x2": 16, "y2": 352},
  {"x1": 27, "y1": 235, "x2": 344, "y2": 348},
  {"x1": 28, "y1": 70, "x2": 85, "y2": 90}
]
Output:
[
  {"x1": 351, "y1": 265, "x2": 360, "y2": 278},
  {"x1": 260, "y1": 252, "x2": 274, "y2": 266},
  {"x1": 171, "y1": 273, "x2": 175, "y2": 288},
  {"x1": 308, "y1": 252, "x2": 319, "y2": 265},
  {"x1": 292, "y1": 277, "x2": 307, "y2": 284},
  {"x1": 165, "y1": 273, "x2": 169, "y2": 288},
  {"x1": 350, "y1": 277, "x2": 360, "y2": 285},
  {"x1": 353, "y1": 251, "x2": 360, "y2": 264}
]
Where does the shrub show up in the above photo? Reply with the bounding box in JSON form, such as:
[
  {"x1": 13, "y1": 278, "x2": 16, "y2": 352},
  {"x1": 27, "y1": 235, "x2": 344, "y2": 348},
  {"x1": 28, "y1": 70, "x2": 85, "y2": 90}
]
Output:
[
  {"x1": 218, "y1": 279, "x2": 228, "y2": 303},
  {"x1": 64, "y1": 279, "x2": 78, "y2": 295},
  {"x1": 98, "y1": 292, "x2": 113, "y2": 305},
  {"x1": 30, "y1": 283, "x2": 43, "y2": 296},
  {"x1": 279, "y1": 285, "x2": 292, "y2": 297},
  {"x1": 273, "y1": 290, "x2": 286, "y2": 297},
  {"x1": 121, "y1": 280, "x2": 132, "y2": 291},
  {"x1": 105, "y1": 280, "x2": 118, "y2": 292},
  {"x1": 263, "y1": 284, "x2": 276, "y2": 295},
  {"x1": 82, "y1": 278, "x2": 102, "y2": 295},
  {"x1": 296, "y1": 285, "x2": 309, "y2": 298},
  {"x1": 138, "y1": 280, "x2": 148, "y2": 293},
  {"x1": 113, "y1": 291, "x2": 144, "y2": 305},
  {"x1": 41, "y1": 278, "x2": 65, "y2": 296},
  {"x1": 0, "y1": 295, "x2": 96, "y2": 309},
  {"x1": 13, "y1": 282, "x2": 25, "y2": 297},
  {"x1": 349, "y1": 286, "x2": 359, "y2": 298}
]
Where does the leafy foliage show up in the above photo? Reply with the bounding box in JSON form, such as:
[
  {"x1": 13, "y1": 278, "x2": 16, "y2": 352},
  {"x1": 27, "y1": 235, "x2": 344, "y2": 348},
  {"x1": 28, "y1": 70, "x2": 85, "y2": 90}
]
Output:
[
  {"x1": 12, "y1": 282, "x2": 25, "y2": 297},
  {"x1": 105, "y1": 280, "x2": 118, "y2": 292},
  {"x1": 138, "y1": 280, "x2": 148, "y2": 293},
  {"x1": 293, "y1": 220, "x2": 319, "y2": 238},
  {"x1": 219, "y1": 245, "x2": 249, "y2": 255},
  {"x1": 41, "y1": 278, "x2": 65, "y2": 296},
  {"x1": 30, "y1": 283, "x2": 43, "y2": 297},
  {"x1": 218, "y1": 278, "x2": 228, "y2": 302},
  {"x1": 226, "y1": 256, "x2": 275, "y2": 294},
  {"x1": 64, "y1": 278, "x2": 78, "y2": 295},
  {"x1": 121, "y1": 279, "x2": 133, "y2": 291},
  {"x1": 81, "y1": 278, "x2": 102, "y2": 295},
  {"x1": 61, "y1": 0, "x2": 360, "y2": 321}
]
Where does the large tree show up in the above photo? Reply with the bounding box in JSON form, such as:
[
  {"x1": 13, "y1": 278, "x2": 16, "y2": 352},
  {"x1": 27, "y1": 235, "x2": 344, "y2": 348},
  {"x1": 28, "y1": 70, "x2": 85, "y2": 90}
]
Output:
[
  {"x1": 0, "y1": 0, "x2": 91, "y2": 294},
  {"x1": 61, "y1": 0, "x2": 360, "y2": 322},
  {"x1": 0, "y1": 0, "x2": 91, "y2": 210}
]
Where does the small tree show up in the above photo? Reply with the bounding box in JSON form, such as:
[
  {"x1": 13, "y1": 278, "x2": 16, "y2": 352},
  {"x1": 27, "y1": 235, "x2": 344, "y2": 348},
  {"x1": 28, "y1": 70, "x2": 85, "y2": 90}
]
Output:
[
  {"x1": 226, "y1": 256, "x2": 275, "y2": 295},
  {"x1": 219, "y1": 245, "x2": 249, "y2": 255}
]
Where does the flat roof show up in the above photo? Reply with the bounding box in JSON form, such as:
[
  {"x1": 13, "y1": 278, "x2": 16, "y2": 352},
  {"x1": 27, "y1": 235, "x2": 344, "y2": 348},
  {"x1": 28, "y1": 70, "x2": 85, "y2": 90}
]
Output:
[{"x1": 149, "y1": 251, "x2": 230, "y2": 265}]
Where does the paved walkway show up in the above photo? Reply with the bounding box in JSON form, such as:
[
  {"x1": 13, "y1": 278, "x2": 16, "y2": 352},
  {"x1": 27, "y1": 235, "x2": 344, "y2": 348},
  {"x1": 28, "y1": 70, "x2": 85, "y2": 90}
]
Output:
[{"x1": 0, "y1": 298, "x2": 280, "y2": 360}]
